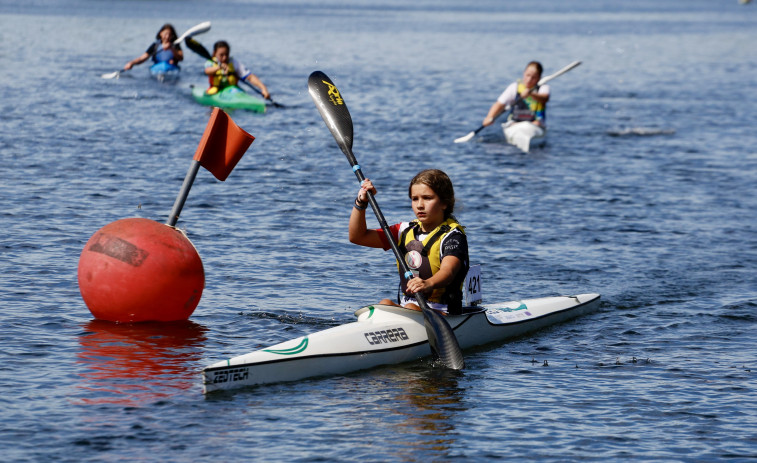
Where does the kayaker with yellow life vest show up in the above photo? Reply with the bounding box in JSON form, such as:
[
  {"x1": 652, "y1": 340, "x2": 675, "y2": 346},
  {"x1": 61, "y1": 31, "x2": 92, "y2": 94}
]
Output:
[
  {"x1": 124, "y1": 24, "x2": 183, "y2": 71},
  {"x1": 204, "y1": 40, "x2": 270, "y2": 98},
  {"x1": 349, "y1": 169, "x2": 469, "y2": 315},
  {"x1": 482, "y1": 61, "x2": 550, "y2": 129}
]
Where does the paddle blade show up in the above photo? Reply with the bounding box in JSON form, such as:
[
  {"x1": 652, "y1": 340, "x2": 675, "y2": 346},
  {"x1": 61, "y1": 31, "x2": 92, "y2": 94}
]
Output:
[
  {"x1": 307, "y1": 71, "x2": 355, "y2": 161},
  {"x1": 424, "y1": 309, "x2": 465, "y2": 369},
  {"x1": 453, "y1": 131, "x2": 475, "y2": 143},
  {"x1": 193, "y1": 108, "x2": 255, "y2": 181},
  {"x1": 174, "y1": 21, "x2": 211, "y2": 45},
  {"x1": 101, "y1": 70, "x2": 121, "y2": 79},
  {"x1": 185, "y1": 37, "x2": 212, "y2": 60}
]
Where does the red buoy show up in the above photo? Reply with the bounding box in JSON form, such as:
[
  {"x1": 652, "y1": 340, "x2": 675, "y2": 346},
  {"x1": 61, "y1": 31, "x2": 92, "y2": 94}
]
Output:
[{"x1": 78, "y1": 218, "x2": 205, "y2": 322}]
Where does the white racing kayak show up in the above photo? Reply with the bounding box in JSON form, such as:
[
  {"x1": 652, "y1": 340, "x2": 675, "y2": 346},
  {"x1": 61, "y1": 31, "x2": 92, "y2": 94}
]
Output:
[
  {"x1": 202, "y1": 292, "x2": 600, "y2": 393},
  {"x1": 503, "y1": 121, "x2": 546, "y2": 153}
]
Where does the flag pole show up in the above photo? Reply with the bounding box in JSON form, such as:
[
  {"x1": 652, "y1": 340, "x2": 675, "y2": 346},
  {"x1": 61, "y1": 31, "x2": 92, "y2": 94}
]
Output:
[{"x1": 166, "y1": 160, "x2": 201, "y2": 227}]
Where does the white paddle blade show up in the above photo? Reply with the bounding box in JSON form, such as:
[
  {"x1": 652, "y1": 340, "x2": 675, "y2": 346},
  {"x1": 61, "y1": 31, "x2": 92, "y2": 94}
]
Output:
[
  {"x1": 101, "y1": 70, "x2": 121, "y2": 79},
  {"x1": 174, "y1": 21, "x2": 211, "y2": 45},
  {"x1": 454, "y1": 131, "x2": 475, "y2": 143}
]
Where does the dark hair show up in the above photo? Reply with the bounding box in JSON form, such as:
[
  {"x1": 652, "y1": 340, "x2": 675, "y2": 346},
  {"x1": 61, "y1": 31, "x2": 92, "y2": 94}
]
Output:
[
  {"x1": 408, "y1": 169, "x2": 456, "y2": 219},
  {"x1": 213, "y1": 40, "x2": 231, "y2": 53},
  {"x1": 157, "y1": 24, "x2": 178, "y2": 42},
  {"x1": 526, "y1": 61, "x2": 543, "y2": 77}
]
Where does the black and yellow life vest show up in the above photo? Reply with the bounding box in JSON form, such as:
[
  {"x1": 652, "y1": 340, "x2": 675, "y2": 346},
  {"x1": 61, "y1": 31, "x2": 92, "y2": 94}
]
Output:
[
  {"x1": 511, "y1": 81, "x2": 546, "y2": 122},
  {"x1": 207, "y1": 58, "x2": 238, "y2": 90},
  {"x1": 397, "y1": 218, "x2": 466, "y2": 308}
]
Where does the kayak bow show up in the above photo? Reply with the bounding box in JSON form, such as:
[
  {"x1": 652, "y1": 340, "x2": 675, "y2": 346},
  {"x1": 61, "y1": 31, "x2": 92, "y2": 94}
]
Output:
[
  {"x1": 503, "y1": 121, "x2": 547, "y2": 153},
  {"x1": 150, "y1": 61, "x2": 180, "y2": 82}
]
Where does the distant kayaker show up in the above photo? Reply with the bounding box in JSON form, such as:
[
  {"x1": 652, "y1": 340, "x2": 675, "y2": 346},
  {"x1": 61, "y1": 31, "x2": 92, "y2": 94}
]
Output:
[
  {"x1": 481, "y1": 61, "x2": 550, "y2": 129},
  {"x1": 349, "y1": 169, "x2": 469, "y2": 315},
  {"x1": 123, "y1": 24, "x2": 183, "y2": 71},
  {"x1": 203, "y1": 40, "x2": 270, "y2": 99}
]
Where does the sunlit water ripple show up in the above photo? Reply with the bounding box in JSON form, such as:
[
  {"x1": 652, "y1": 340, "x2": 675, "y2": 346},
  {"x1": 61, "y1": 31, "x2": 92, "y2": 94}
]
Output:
[{"x1": 1, "y1": 0, "x2": 755, "y2": 461}]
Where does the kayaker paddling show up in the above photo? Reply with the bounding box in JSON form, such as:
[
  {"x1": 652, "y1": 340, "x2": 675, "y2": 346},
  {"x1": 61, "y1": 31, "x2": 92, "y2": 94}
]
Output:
[
  {"x1": 349, "y1": 169, "x2": 469, "y2": 315},
  {"x1": 482, "y1": 60, "x2": 550, "y2": 130},
  {"x1": 204, "y1": 40, "x2": 269, "y2": 99},
  {"x1": 124, "y1": 23, "x2": 184, "y2": 71},
  {"x1": 103, "y1": 22, "x2": 209, "y2": 80},
  {"x1": 454, "y1": 60, "x2": 581, "y2": 147}
]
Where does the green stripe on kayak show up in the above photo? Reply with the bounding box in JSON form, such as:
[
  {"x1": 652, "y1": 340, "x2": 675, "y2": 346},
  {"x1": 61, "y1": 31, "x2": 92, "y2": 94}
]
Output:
[{"x1": 264, "y1": 337, "x2": 309, "y2": 355}]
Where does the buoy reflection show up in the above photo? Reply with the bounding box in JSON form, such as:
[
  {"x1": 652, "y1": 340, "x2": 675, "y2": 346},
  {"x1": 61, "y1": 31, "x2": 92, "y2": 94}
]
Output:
[{"x1": 75, "y1": 320, "x2": 207, "y2": 406}]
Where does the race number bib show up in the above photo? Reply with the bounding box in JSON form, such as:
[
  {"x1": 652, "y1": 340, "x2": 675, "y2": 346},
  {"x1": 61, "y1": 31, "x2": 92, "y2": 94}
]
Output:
[{"x1": 463, "y1": 264, "x2": 482, "y2": 306}]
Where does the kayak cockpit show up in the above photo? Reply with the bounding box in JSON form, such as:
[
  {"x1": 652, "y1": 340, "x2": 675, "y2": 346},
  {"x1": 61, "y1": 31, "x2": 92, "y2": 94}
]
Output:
[{"x1": 353, "y1": 303, "x2": 485, "y2": 321}]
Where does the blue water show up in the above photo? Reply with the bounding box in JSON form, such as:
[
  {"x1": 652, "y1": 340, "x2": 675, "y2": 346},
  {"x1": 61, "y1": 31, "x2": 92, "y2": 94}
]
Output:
[{"x1": 1, "y1": 0, "x2": 756, "y2": 461}]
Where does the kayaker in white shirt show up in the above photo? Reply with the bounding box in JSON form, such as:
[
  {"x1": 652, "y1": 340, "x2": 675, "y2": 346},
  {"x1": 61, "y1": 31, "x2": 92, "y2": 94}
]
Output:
[{"x1": 482, "y1": 61, "x2": 550, "y2": 129}]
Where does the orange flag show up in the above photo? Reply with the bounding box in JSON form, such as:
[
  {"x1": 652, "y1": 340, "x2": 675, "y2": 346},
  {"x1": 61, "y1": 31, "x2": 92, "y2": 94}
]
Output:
[{"x1": 193, "y1": 107, "x2": 255, "y2": 181}]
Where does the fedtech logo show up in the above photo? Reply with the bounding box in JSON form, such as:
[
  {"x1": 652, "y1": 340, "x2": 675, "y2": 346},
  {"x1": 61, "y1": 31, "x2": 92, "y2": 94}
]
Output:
[
  {"x1": 322, "y1": 80, "x2": 344, "y2": 106},
  {"x1": 364, "y1": 327, "x2": 410, "y2": 345},
  {"x1": 211, "y1": 367, "x2": 249, "y2": 384}
]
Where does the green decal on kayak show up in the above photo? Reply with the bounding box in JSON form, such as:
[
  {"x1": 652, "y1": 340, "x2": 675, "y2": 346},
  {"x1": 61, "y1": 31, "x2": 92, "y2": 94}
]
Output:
[
  {"x1": 367, "y1": 307, "x2": 375, "y2": 318},
  {"x1": 264, "y1": 337, "x2": 309, "y2": 355},
  {"x1": 500, "y1": 303, "x2": 528, "y2": 313}
]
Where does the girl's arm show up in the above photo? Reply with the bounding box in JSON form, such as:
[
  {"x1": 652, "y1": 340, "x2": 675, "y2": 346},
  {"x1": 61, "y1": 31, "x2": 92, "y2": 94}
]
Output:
[
  {"x1": 482, "y1": 101, "x2": 505, "y2": 126},
  {"x1": 244, "y1": 73, "x2": 270, "y2": 99},
  {"x1": 527, "y1": 90, "x2": 549, "y2": 104},
  {"x1": 406, "y1": 255, "x2": 462, "y2": 295},
  {"x1": 348, "y1": 179, "x2": 385, "y2": 248},
  {"x1": 124, "y1": 52, "x2": 149, "y2": 70},
  {"x1": 204, "y1": 62, "x2": 221, "y2": 76}
]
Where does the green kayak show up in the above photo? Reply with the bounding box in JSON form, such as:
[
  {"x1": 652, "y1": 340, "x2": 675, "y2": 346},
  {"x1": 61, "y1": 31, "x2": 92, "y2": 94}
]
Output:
[{"x1": 191, "y1": 85, "x2": 266, "y2": 113}]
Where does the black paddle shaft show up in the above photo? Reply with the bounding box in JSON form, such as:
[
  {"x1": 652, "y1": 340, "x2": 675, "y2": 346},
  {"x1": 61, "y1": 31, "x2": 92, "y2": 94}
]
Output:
[{"x1": 308, "y1": 71, "x2": 464, "y2": 370}]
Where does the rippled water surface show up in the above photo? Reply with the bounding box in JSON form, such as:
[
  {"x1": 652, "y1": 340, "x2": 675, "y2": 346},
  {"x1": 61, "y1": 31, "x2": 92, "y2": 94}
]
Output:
[{"x1": 1, "y1": 0, "x2": 756, "y2": 461}]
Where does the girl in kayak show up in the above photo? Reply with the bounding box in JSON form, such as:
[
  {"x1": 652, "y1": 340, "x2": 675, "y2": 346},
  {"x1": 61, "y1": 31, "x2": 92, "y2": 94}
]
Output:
[
  {"x1": 481, "y1": 61, "x2": 550, "y2": 129},
  {"x1": 203, "y1": 40, "x2": 270, "y2": 99},
  {"x1": 349, "y1": 169, "x2": 469, "y2": 315},
  {"x1": 123, "y1": 24, "x2": 183, "y2": 71}
]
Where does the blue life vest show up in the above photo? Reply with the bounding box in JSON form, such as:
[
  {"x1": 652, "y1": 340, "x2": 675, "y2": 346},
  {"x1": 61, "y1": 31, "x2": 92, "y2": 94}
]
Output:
[{"x1": 150, "y1": 41, "x2": 176, "y2": 64}]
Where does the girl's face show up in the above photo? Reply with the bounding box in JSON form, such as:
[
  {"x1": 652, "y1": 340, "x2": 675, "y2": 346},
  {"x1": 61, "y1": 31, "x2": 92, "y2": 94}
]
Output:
[
  {"x1": 522, "y1": 64, "x2": 541, "y2": 88},
  {"x1": 159, "y1": 28, "x2": 172, "y2": 43},
  {"x1": 410, "y1": 183, "x2": 447, "y2": 231},
  {"x1": 214, "y1": 47, "x2": 230, "y2": 64}
]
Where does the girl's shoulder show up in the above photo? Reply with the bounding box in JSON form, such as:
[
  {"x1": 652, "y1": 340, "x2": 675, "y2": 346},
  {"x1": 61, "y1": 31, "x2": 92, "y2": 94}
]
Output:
[{"x1": 397, "y1": 221, "x2": 414, "y2": 232}]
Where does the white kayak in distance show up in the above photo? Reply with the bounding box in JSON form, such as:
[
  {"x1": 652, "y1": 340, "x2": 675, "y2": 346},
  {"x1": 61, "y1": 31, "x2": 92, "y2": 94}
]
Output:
[
  {"x1": 202, "y1": 292, "x2": 600, "y2": 393},
  {"x1": 503, "y1": 121, "x2": 547, "y2": 153}
]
